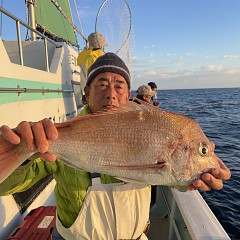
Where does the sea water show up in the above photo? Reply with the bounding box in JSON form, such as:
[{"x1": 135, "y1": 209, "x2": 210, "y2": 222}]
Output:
[{"x1": 156, "y1": 87, "x2": 240, "y2": 239}]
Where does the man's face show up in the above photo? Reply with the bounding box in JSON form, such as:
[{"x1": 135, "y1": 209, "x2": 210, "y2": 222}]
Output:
[
  {"x1": 84, "y1": 72, "x2": 131, "y2": 113},
  {"x1": 143, "y1": 94, "x2": 152, "y2": 103}
]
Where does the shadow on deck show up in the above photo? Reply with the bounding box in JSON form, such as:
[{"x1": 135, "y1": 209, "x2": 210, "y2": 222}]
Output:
[{"x1": 147, "y1": 215, "x2": 169, "y2": 240}]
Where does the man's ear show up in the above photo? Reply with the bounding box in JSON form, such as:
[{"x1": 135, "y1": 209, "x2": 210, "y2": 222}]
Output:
[
  {"x1": 84, "y1": 86, "x2": 91, "y2": 101},
  {"x1": 127, "y1": 90, "x2": 131, "y2": 99}
]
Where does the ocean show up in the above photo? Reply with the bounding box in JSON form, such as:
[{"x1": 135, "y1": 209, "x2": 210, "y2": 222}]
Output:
[{"x1": 154, "y1": 87, "x2": 240, "y2": 239}]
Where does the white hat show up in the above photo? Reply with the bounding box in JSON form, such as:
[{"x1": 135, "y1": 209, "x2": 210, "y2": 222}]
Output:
[
  {"x1": 137, "y1": 85, "x2": 156, "y2": 96},
  {"x1": 88, "y1": 32, "x2": 106, "y2": 49}
]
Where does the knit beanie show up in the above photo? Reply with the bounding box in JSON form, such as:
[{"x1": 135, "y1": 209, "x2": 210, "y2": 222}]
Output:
[
  {"x1": 87, "y1": 53, "x2": 131, "y2": 89},
  {"x1": 137, "y1": 85, "x2": 156, "y2": 96},
  {"x1": 88, "y1": 32, "x2": 106, "y2": 49}
]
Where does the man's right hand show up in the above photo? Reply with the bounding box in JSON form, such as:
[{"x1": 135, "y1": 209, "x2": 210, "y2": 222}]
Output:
[
  {"x1": 0, "y1": 118, "x2": 58, "y2": 162},
  {"x1": 153, "y1": 100, "x2": 160, "y2": 107}
]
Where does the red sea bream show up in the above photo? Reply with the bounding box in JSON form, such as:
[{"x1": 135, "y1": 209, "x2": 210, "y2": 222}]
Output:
[{"x1": 0, "y1": 101, "x2": 220, "y2": 186}]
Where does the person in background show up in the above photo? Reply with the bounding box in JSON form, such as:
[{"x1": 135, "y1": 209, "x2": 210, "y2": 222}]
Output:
[
  {"x1": 0, "y1": 53, "x2": 231, "y2": 240},
  {"x1": 148, "y1": 82, "x2": 160, "y2": 106},
  {"x1": 77, "y1": 32, "x2": 106, "y2": 74},
  {"x1": 135, "y1": 85, "x2": 156, "y2": 104},
  {"x1": 77, "y1": 32, "x2": 106, "y2": 104}
]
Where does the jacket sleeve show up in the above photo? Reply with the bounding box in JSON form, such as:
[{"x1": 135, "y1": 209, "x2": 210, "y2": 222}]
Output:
[
  {"x1": 0, "y1": 158, "x2": 56, "y2": 196},
  {"x1": 77, "y1": 48, "x2": 95, "y2": 71},
  {"x1": 77, "y1": 48, "x2": 105, "y2": 72}
]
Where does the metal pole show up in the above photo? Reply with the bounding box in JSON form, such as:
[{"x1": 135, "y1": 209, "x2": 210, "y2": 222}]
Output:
[
  {"x1": 44, "y1": 38, "x2": 49, "y2": 72},
  {"x1": 27, "y1": 0, "x2": 36, "y2": 41},
  {"x1": 16, "y1": 20, "x2": 24, "y2": 66}
]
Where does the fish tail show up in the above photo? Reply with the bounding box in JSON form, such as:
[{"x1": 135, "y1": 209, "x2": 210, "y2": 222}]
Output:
[{"x1": 0, "y1": 136, "x2": 31, "y2": 184}]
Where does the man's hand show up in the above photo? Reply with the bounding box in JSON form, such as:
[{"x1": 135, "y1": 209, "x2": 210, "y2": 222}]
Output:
[
  {"x1": 189, "y1": 159, "x2": 231, "y2": 191},
  {"x1": 0, "y1": 118, "x2": 58, "y2": 162},
  {"x1": 153, "y1": 100, "x2": 160, "y2": 107}
]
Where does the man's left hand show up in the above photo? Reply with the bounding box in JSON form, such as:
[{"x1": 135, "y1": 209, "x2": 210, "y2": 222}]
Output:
[{"x1": 189, "y1": 159, "x2": 231, "y2": 191}]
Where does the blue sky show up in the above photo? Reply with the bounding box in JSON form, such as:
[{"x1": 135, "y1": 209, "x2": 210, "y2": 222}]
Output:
[{"x1": 1, "y1": 0, "x2": 240, "y2": 90}]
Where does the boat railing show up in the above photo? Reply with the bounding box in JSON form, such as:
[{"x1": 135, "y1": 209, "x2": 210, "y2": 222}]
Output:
[
  {"x1": 150, "y1": 186, "x2": 230, "y2": 239},
  {"x1": 0, "y1": 7, "x2": 61, "y2": 72},
  {"x1": 0, "y1": 87, "x2": 73, "y2": 94}
]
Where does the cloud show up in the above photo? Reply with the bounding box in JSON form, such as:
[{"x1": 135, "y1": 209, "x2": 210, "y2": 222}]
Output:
[
  {"x1": 205, "y1": 55, "x2": 217, "y2": 59},
  {"x1": 131, "y1": 57, "x2": 156, "y2": 70},
  {"x1": 164, "y1": 53, "x2": 177, "y2": 57},
  {"x1": 224, "y1": 68, "x2": 240, "y2": 74},
  {"x1": 186, "y1": 52, "x2": 196, "y2": 56},
  {"x1": 131, "y1": 63, "x2": 240, "y2": 90},
  {"x1": 143, "y1": 44, "x2": 156, "y2": 49},
  {"x1": 174, "y1": 59, "x2": 185, "y2": 65},
  {"x1": 200, "y1": 65, "x2": 223, "y2": 71},
  {"x1": 145, "y1": 70, "x2": 158, "y2": 76},
  {"x1": 224, "y1": 54, "x2": 240, "y2": 59}
]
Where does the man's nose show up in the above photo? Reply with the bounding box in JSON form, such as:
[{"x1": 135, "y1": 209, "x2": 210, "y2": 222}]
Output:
[{"x1": 106, "y1": 85, "x2": 116, "y2": 99}]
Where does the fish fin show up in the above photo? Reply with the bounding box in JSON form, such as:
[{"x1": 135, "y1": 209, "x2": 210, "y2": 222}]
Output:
[
  {"x1": 110, "y1": 99, "x2": 161, "y2": 114},
  {"x1": 56, "y1": 154, "x2": 85, "y2": 170},
  {"x1": 55, "y1": 99, "x2": 161, "y2": 129},
  {"x1": 55, "y1": 115, "x2": 89, "y2": 128},
  {"x1": 55, "y1": 113, "x2": 113, "y2": 128},
  {"x1": 116, "y1": 177, "x2": 147, "y2": 184},
  {"x1": 132, "y1": 98, "x2": 160, "y2": 110},
  {"x1": 169, "y1": 185, "x2": 189, "y2": 191},
  {"x1": 0, "y1": 136, "x2": 31, "y2": 183},
  {"x1": 55, "y1": 110, "x2": 125, "y2": 129}
]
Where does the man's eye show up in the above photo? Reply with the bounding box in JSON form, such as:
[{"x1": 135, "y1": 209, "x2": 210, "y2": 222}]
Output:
[
  {"x1": 98, "y1": 83, "x2": 108, "y2": 89},
  {"x1": 99, "y1": 81, "x2": 107, "y2": 85}
]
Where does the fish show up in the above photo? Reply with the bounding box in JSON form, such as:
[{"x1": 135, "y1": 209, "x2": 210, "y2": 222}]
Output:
[{"x1": 0, "y1": 100, "x2": 220, "y2": 186}]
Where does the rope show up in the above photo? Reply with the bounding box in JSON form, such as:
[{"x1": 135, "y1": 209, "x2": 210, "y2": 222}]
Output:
[
  {"x1": 51, "y1": 0, "x2": 87, "y2": 43},
  {"x1": 0, "y1": 0, "x2": 3, "y2": 39},
  {"x1": 73, "y1": 0, "x2": 84, "y2": 35}
]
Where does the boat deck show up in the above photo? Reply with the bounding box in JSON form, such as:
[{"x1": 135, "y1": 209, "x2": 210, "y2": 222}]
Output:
[{"x1": 147, "y1": 216, "x2": 169, "y2": 240}]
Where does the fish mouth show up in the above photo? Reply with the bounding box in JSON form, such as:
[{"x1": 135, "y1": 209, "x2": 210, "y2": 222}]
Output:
[
  {"x1": 186, "y1": 168, "x2": 215, "y2": 183},
  {"x1": 103, "y1": 161, "x2": 168, "y2": 170}
]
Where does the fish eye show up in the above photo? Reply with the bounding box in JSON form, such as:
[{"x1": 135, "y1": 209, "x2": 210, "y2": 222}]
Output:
[{"x1": 199, "y1": 143, "x2": 209, "y2": 156}]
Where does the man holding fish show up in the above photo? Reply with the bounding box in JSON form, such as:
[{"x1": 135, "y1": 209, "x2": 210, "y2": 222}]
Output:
[{"x1": 0, "y1": 53, "x2": 231, "y2": 239}]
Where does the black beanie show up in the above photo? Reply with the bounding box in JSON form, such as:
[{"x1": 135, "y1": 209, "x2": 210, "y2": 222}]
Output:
[{"x1": 86, "y1": 53, "x2": 131, "y2": 89}]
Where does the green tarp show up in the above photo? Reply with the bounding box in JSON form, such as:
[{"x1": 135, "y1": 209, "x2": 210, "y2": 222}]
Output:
[{"x1": 35, "y1": 0, "x2": 77, "y2": 46}]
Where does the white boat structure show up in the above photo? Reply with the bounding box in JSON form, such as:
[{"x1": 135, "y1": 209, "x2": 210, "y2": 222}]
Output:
[{"x1": 0, "y1": 1, "x2": 230, "y2": 239}]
